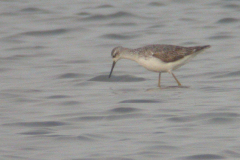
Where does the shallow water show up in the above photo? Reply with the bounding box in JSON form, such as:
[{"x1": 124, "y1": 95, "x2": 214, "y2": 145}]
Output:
[{"x1": 1, "y1": 0, "x2": 240, "y2": 160}]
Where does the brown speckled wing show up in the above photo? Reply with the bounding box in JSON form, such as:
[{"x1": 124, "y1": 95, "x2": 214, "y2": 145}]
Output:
[{"x1": 150, "y1": 45, "x2": 210, "y2": 63}]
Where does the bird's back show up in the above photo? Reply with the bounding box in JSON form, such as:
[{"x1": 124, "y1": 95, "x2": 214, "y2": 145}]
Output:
[{"x1": 136, "y1": 44, "x2": 210, "y2": 63}]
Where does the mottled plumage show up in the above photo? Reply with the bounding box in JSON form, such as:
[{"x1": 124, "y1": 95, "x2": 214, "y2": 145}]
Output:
[
  {"x1": 109, "y1": 44, "x2": 211, "y2": 87},
  {"x1": 134, "y1": 45, "x2": 210, "y2": 62}
]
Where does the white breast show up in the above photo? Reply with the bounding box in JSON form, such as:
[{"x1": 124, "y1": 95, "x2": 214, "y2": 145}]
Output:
[
  {"x1": 137, "y1": 54, "x2": 198, "y2": 73},
  {"x1": 137, "y1": 57, "x2": 170, "y2": 72}
]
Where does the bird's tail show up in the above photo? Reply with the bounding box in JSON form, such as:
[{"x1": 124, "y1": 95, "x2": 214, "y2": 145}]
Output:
[{"x1": 193, "y1": 45, "x2": 211, "y2": 52}]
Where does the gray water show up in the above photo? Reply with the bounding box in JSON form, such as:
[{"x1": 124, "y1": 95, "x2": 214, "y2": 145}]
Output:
[{"x1": 1, "y1": 0, "x2": 240, "y2": 160}]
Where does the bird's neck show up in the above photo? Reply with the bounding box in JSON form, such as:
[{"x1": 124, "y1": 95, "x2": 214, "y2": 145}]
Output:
[{"x1": 120, "y1": 48, "x2": 139, "y2": 62}]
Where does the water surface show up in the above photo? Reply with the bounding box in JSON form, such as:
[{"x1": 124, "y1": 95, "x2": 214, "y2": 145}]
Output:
[{"x1": 1, "y1": 1, "x2": 240, "y2": 160}]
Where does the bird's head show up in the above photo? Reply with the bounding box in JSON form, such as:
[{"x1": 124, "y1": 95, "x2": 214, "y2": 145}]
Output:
[{"x1": 109, "y1": 46, "x2": 124, "y2": 78}]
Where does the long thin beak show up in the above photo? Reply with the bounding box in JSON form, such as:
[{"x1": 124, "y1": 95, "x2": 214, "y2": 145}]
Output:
[{"x1": 109, "y1": 61, "x2": 116, "y2": 78}]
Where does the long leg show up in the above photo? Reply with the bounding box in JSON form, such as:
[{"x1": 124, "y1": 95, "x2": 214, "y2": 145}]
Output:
[
  {"x1": 171, "y1": 72, "x2": 181, "y2": 86},
  {"x1": 158, "y1": 72, "x2": 161, "y2": 87}
]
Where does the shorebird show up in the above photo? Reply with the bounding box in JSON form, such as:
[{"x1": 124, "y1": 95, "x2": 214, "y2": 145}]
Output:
[{"x1": 108, "y1": 44, "x2": 211, "y2": 87}]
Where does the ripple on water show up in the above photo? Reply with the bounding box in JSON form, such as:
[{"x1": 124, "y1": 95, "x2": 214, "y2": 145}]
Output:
[
  {"x1": 6, "y1": 45, "x2": 45, "y2": 51},
  {"x1": 96, "y1": 4, "x2": 114, "y2": 8},
  {"x1": 4, "y1": 121, "x2": 67, "y2": 127},
  {"x1": 148, "y1": 2, "x2": 165, "y2": 6},
  {"x1": 199, "y1": 86, "x2": 228, "y2": 92},
  {"x1": 213, "y1": 70, "x2": 240, "y2": 78},
  {"x1": 167, "y1": 112, "x2": 239, "y2": 124},
  {"x1": 19, "y1": 129, "x2": 51, "y2": 135},
  {"x1": 100, "y1": 33, "x2": 138, "y2": 40},
  {"x1": 21, "y1": 28, "x2": 68, "y2": 36},
  {"x1": 53, "y1": 133, "x2": 108, "y2": 142},
  {"x1": 216, "y1": 17, "x2": 239, "y2": 24},
  {"x1": 81, "y1": 11, "x2": 137, "y2": 21},
  {"x1": 181, "y1": 154, "x2": 225, "y2": 160},
  {"x1": 76, "y1": 12, "x2": 90, "y2": 16},
  {"x1": 116, "y1": 110, "x2": 142, "y2": 118},
  {"x1": 223, "y1": 4, "x2": 240, "y2": 9},
  {"x1": 73, "y1": 107, "x2": 143, "y2": 122},
  {"x1": 20, "y1": 7, "x2": 51, "y2": 14},
  {"x1": 119, "y1": 99, "x2": 160, "y2": 103},
  {"x1": 72, "y1": 116, "x2": 104, "y2": 121},
  {"x1": 148, "y1": 24, "x2": 165, "y2": 28},
  {"x1": 57, "y1": 73, "x2": 82, "y2": 79},
  {"x1": 110, "y1": 107, "x2": 140, "y2": 113},
  {"x1": 70, "y1": 112, "x2": 142, "y2": 122},
  {"x1": 65, "y1": 60, "x2": 89, "y2": 64},
  {"x1": 89, "y1": 75, "x2": 146, "y2": 82},
  {"x1": 107, "y1": 22, "x2": 137, "y2": 26},
  {"x1": 208, "y1": 32, "x2": 233, "y2": 40},
  {"x1": 167, "y1": 116, "x2": 193, "y2": 123},
  {"x1": 207, "y1": 117, "x2": 235, "y2": 124},
  {"x1": 224, "y1": 150, "x2": 240, "y2": 158},
  {"x1": 46, "y1": 95, "x2": 69, "y2": 99},
  {"x1": 77, "y1": 135, "x2": 96, "y2": 142},
  {"x1": 147, "y1": 145, "x2": 179, "y2": 151},
  {"x1": 201, "y1": 112, "x2": 240, "y2": 118},
  {"x1": 60, "y1": 101, "x2": 80, "y2": 106},
  {"x1": 204, "y1": 112, "x2": 239, "y2": 125}
]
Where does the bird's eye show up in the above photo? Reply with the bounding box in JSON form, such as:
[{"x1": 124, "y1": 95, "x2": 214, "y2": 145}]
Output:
[
  {"x1": 111, "y1": 50, "x2": 118, "y2": 58},
  {"x1": 111, "y1": 47, "x2": 121, "y2": 58},
  {"x1": 112, "y1": 52, "x2": 117, "y2": 58}
]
